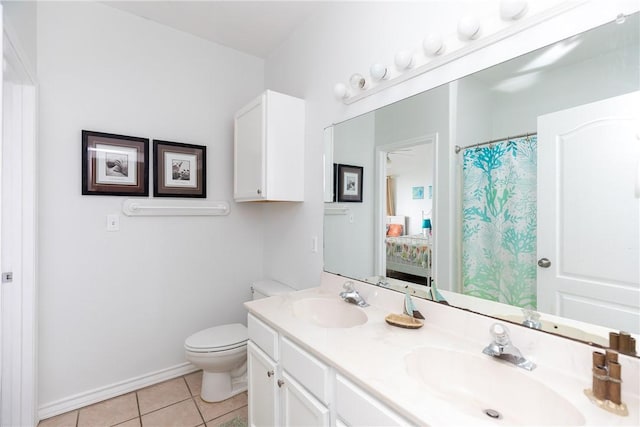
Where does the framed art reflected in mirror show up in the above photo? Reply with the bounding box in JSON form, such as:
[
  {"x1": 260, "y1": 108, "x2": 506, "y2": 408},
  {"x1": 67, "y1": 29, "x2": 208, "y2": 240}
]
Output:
[{"x1": 335, "y1": 164, "x2": 363, "y2": 203}]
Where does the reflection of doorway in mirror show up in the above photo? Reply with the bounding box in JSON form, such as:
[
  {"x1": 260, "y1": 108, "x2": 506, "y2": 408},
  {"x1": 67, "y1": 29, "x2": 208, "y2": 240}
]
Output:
[{"x1": 378, "y1": 138, "x2": 436, "y2": 286}]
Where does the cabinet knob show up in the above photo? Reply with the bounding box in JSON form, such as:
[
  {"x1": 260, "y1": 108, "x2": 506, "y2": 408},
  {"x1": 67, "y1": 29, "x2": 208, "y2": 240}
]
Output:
[
  {"x1": 267, "y1": 370, "x2": 274, "y2": 378},
  {"x1": 277, "y1": 379, "x2": 285, "y2": 388},
  {"x1": 257, "y1": 189, "x2": 262, "y2": 195}
]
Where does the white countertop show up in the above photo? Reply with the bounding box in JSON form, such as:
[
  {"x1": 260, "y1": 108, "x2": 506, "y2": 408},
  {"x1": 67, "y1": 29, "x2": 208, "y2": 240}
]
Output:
[{"x1": 245, "y1": 272, "x2": 640, "y2": 426}]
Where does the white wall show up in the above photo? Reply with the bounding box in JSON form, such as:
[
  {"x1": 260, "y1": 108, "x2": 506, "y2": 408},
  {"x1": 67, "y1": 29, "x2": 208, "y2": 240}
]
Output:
[
  {"x1": 489, "y1": 45, "x2": 640, "y2": 137},
  {"x1": 2, "y1": 0, "x2": 37, "y2": 75},
  {"x1": 37, "y1": 2, "x2": 264, "y2": 410},
  {"x1": 454, "y1": 77, "x2": 493, "y2": 147},
  {"x1": 324, "y1": 112, "x2": 375, "y2": 279}
]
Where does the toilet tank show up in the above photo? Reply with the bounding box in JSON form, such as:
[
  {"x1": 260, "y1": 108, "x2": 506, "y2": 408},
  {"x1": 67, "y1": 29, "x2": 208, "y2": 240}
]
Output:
[{"x1": 252, "y1": 279, "x2": 294, "y2": 300}]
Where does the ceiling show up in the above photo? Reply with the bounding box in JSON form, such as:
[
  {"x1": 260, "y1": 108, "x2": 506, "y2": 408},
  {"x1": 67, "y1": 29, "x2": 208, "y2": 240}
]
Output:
[{"x1": 103, "y1": 1, "x2": 329, "y2": 59}]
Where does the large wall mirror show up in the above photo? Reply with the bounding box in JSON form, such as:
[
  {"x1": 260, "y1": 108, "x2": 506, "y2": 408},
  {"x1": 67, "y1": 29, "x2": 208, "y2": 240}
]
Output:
[{"x1": 324, "y1": 13, "x2": 639, "y2": 354}]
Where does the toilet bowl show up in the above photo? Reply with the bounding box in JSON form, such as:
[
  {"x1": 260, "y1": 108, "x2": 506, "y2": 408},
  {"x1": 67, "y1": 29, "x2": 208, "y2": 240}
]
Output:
[
  {"x1": 184, "y1": 323, "x2": 248, "y2": 402},
  {"x1": 185, "y1": 280, "x2": 293, "y2": 402}
]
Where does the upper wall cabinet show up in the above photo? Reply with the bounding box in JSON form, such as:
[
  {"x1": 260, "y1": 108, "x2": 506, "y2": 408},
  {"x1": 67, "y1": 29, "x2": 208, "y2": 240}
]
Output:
[{"x1": 234, "y1": 90, "x2": 305, "y2": 202}]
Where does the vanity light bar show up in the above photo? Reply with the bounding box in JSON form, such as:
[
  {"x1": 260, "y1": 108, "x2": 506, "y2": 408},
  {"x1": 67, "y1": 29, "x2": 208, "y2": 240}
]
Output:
[{"x1": 335, "y1": 1, "x2": 586, "y2": 105}]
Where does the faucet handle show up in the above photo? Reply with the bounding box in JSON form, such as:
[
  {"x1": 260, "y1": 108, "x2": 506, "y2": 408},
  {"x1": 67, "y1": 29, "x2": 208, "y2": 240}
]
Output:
[
  {"x1": 490, "y1": 323, "x2": 511, "y2": 346},
  {"x1": 522, "y1": 309, "x2": 542, "y2": 329},
  {"x1": 523, "y1": 308, "x2": 539, "y2": 319},
  {"x1": 342, "y1": 281, "x2": 355, "y2": 292}
]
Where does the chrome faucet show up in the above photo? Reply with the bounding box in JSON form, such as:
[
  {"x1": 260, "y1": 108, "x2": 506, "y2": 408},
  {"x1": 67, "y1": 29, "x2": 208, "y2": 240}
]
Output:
[
  {"x1": 339, "y1": 281, "x2": 369, "y2": 307},
  {"x1": 482, "y1": 323, "x2": 536, "y2": 371},
  {"x1": 376, "y1": 278, "x2": 390, "y2": 288},
  {"x1": 521, "y1": 309, "x2": 542, "y2": 330}
]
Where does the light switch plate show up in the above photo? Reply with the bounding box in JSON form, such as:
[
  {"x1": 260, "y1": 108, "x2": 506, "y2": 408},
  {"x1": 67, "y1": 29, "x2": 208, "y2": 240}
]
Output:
[{"x1": 106, "y1": 214, "x2": 120, "y2": 231}]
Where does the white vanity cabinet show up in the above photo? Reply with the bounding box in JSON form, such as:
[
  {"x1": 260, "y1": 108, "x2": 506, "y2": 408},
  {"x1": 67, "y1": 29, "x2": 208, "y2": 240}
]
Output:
[
  {"x1": 247, "y1": 313, "x2": 411, "y2": 427},
  {"x1": 233, "y1": 90, "x2": 305, "y2": 202},
  {"x1": 247, "y1": 314, "x2": 329, "y2": 427}
]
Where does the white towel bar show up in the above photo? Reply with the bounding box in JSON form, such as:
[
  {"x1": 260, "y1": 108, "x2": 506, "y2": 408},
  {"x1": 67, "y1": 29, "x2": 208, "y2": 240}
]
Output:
[
  {"x1": 122, "y1": 199, "x2": 230, "y2": 216},
  {"x1": 324, "y1": 205, "x2": 350, "y2": 215}
]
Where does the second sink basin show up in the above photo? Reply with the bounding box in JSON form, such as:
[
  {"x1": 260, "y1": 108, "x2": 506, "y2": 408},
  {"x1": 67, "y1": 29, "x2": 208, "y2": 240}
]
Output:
[
  {"x1": 292, "y1": 298, "x2": 368, "y2": 328},
  {"x1": 405, "y1": 347, "x2": 585, "y2": 426}
]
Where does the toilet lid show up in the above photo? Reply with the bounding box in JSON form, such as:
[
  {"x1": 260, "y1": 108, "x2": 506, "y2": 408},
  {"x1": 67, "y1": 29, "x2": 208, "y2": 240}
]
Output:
[{"x1": 185, "y1": 323, "x2": 248, "y2": 352}]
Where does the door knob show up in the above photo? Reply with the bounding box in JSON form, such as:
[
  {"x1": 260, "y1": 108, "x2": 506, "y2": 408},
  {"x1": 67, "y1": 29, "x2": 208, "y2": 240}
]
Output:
[
  {"x1": 267, "y1": 370, "x2": 274, "y2": 378},
  {"x1": 537, "y1": 258, "x2": 551, "y2": 268},
  {"x1": 277, "y1": 379, "x2": 285, "y2": 388}
]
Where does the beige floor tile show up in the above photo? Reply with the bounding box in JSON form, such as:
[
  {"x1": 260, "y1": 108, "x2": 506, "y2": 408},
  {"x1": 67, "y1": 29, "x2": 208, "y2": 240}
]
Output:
[
  {"x1": 195, "y1": 392, "x2": 247, "y2": 423},
  {"x1": 78, "y1": 393, "x2": 138, "y2": 427},
  {"x1": 137, "y1": 377, "x2": 191, "y2": 415},
  {"x1": 141, "y1": 399, "x2": 203, "y2": 427},
  {"x1": 184, "y1": 371, "x2": 202, "y2": 396},
  {"x1": 206, "y1": 406, "x2": 247, "y2": 427},
  {"x1": 115, "y1": 417, "x2": 141, "y2": 427},
  {"x1": 38, "y1": 410, "x2": 78, "y2": 427}
]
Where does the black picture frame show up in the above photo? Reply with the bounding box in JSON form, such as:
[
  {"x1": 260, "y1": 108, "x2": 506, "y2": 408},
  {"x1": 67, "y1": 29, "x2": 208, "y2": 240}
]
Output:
[
  {"x1": 82, "y1": 130, "x2": 149, "y2": 196},
  {"x1": 153, "y1": 140, "x2": 206, "y2": 198},
  {"x1": 336, "y1": 164, "x2": 363, "y2": 202}
]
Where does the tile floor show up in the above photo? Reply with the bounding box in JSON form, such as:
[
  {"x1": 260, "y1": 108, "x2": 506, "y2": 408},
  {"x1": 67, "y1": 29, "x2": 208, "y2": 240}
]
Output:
[{"x1": 38, "y1": 371, "x2": 248, "y2": 427}]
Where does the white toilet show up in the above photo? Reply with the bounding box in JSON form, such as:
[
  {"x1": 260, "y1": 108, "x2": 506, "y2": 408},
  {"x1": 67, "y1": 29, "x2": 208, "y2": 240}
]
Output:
[{"x1": 184, "y1": 280, "x2": 293, "y2": 402}]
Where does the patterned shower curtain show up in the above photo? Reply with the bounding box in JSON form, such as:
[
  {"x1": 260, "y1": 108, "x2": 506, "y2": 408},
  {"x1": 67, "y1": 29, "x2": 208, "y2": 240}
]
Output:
[{"x1": 461, "y1": 135, "x2": 537, "y2": 309}]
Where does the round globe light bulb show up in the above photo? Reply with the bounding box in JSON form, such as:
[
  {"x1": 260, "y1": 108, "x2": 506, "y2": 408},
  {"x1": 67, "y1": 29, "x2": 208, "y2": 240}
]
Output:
[
  {"x1": 500, "y1": 0, "x2": 528, "y2": 20},
  {"x1": 394, "y1": 50, "x2": 414, "y2": 70},
  {"x1": 333, "y1": 83, "x2": 349, "y2": 100},
  {"x1": 423, "y1": 33, "x2": 444, "y2": 56},
  {"x1": 457, "y1": 15, "x2": 481, "y2": 40},
  {"x1": 349, "y1": 73, "x2": 368, "y2": 90},
  {"x1": 369, "y1": 63, "x2": 388, "y2": 81}
]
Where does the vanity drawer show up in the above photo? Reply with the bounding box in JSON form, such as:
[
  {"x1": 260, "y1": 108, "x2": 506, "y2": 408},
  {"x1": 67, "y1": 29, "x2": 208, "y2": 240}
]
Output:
[
  {"x1": 336, "y1": 374, "x2": 412, "y2": 426},
  {"x1": 248, "y1": 313, "x2": 279, "y2": 361},
  {"x1": 280, "y1": 336, "x2": 331, "y2": 405}
]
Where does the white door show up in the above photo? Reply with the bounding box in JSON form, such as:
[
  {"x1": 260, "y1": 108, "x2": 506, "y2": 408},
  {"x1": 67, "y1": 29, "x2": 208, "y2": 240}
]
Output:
[
  {"x1": 234, "y1": 96, "x2": 265, "y2": 200},
  {"x1": 247, "y1": 342, "x2": 279, "y2": 427},
  {"x1": 1, "y1": 17, "x2": 38, "y2": 425},
  {"x1": 537, "y1": 91, "x2": 640, "y2": 333}
]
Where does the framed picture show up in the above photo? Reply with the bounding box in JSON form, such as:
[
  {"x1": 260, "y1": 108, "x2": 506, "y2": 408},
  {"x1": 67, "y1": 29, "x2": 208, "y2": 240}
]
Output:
[
  {"x1": 153, "y1": 140, "x2": 206, "y2": 198},
  {"x1": 336, "y1": 164, "x2": 363, "y2": 202},
  {"x1": 82, "y1": 130, "x2": 149, "y2": 196},
  {"x1": 412, "y1": 186, "x2": 424, "y2": 199}
]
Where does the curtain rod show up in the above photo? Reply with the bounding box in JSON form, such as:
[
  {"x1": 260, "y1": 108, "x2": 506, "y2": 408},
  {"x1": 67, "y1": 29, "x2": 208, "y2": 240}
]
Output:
[{"x1": 454, "y1": 131, "x2": 537, "y2": 154}]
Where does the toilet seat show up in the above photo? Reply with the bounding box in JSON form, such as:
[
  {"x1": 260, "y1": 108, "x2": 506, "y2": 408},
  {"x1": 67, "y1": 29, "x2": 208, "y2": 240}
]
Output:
[{"x1": 185, "y1": 323, "x2": 248, "y2": 353}]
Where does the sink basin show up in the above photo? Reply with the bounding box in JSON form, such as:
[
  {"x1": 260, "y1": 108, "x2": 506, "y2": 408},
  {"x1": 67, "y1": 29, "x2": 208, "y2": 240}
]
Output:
[
  {"x1": 292, "y1": 298, "x2": 368, "y2": 328},
  {"x1": 405, "y1": 347, "x2": 585, "y2": 426}
]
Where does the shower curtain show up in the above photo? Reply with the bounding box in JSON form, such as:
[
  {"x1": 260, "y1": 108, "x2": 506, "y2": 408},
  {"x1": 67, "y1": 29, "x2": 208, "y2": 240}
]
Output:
[{"x1": 461, "y1": 135, "x2": 537, "y2": 309}]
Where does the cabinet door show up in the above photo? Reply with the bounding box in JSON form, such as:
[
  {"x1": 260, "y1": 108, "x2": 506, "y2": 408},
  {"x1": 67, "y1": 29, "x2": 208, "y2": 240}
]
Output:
[
  {"x1": 336, "y1": 374, "x2": 412, "y2": 426},
  {"x1": 234, "y1": 95, "x2": 265, "y2": 200},
  {"x1": 248, "y1": 342, "x2": 278, "y2": 427},
  {"x1": 281, "y1": 371, "x2": 330, "y2": 427}
]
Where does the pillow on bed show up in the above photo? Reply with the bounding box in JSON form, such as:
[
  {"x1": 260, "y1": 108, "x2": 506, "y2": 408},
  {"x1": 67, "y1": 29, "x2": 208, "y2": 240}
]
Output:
[{"x1": 387, "y1": 224, "x2": 403, "y2": 237}]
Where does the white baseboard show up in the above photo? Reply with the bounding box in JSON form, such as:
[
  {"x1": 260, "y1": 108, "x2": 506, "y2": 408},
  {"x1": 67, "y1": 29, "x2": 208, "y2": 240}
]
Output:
[{"x1": 38, "y1": 362, "x2": 199, "y2": 421}]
